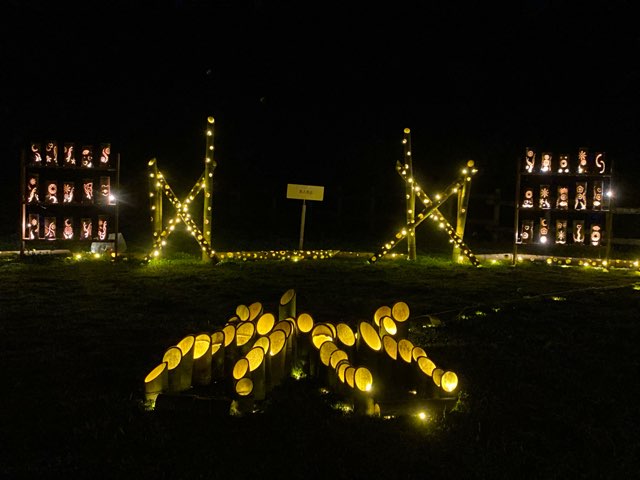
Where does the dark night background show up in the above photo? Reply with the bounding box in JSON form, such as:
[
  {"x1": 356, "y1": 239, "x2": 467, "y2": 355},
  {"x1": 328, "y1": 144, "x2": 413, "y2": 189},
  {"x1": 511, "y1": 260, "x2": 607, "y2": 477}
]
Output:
[{"x1": 1, "y1": 1, "x2": 638, "y2": 251}]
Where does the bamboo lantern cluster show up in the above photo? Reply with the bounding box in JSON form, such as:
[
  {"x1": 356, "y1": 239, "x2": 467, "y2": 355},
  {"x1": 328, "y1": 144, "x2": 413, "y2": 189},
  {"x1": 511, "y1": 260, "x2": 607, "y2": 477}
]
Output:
[
  {"x1": 145, "y1": 117, "x2": 219, "y2": 263},
  {"x1": 143, "y1": 290, "x2": 460, "y2": 417},
  {"x1": 218, "y1": 250, "x2": 339, "y2": 262},
  {"x1": 368, "y1": 133, "x2": 480, "y2": 267}
]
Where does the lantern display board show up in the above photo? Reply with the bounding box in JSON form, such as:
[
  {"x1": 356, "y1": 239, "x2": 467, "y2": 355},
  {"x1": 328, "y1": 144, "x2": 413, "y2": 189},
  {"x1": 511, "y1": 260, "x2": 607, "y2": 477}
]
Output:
[
  {"x1": 513, "y1": 147, "x2": 613, "y2": 264},
  {"x1": 20, "y1": 141, "x2": 120, "y2": 256}
]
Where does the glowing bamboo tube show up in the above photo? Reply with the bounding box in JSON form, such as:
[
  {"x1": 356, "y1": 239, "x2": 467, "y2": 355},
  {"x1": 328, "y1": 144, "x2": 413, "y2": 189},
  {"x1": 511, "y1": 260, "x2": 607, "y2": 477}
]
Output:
[
  {"x1": 256, "y1": 313, "x2": 276, "y2": 336},
  {"x1": 279, "y1": 289, "x2": 296, "y2": 321},
  {"x1": 252, "y1": 336, "x2": 272, "y2": 391},
  {"x1": 144, "y1": 362, "x2": 169, "y2": 407},
  {"x1": 432, "y1": 368, "x2": 445, "y2": 388},
  {"x1": 210, "y1": 331, "x2": 225, "y2": 381},
  {"x1": 273, "y1": 319, "x2": 295, "y2": 375},
  {"x1": 311, "y1": 324, "x2": 335, "y2": 350},
  {"x1": 356, "y1": 321, "x2": 382, "y2": 383},
  {"x1": 248, "y1": 302, "x2": 263, "y2": 321},
  {"x1": 440, "y1": 371, "x2": 459, "y2": 394},
  {"x1": 192, "y1": 333, "x2": 212, "y2": 386},
  {"x1": 373, "y1": 305, "x2": 391, "y2": 327},
  {"x1": 411, "y1": 346, "x2": 427, "y2": 362},
  {"x1": 379, "y1": 334, "x2": 398, "y2": 399},
  {"x1": 235, "y1": 304, "x2": 250, "y2": 321},
  {"x1": 232, "y1": 377, "x2": 254, "y2": 416},
  {"x1": 353, "y1": 366, "x2": 375, "y2": 415},
  {"x1": 268, "y1": 329, "x2": 287, "y2": 388},
  {"x1": 295, "y1": 312, "x2": 314, "y2": 376},
  {"x1": 236, "y1": 321, "x2": 256, "y2": 355},
  {"x1": 176, "y1": 335, "x2": 195, "y2": 391},
  {"x1": 336, "y1": 322, "x2": 356, "y2": 358},
  {"x1": 416, "y1": 355, "x2": 437, "y2": 396},
  {"x1": 162, "y1": 346, "x2": 183, "y2": 393},
  {"x1": 318, "y1": 340, "x2": 339, "y2": 385},
  {"x1": 245, "y1": 346, "x2": 267, "y2": 401},
  {"x1": 391, "y1": 301, "x2": 410, "y2": 338},
  {"x1": 397, "y1": 338, "x2": 414, "y2": 392},
  {"x1": 379, "y1": 316, "x2": 397, "y2": 337}
]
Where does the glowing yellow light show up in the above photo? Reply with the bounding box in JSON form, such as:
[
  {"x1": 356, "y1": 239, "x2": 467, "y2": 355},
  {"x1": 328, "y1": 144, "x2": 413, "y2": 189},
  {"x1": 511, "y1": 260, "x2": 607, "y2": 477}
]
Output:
[
  {"x1": 441, "y1": 371, "x2": 458, "y2": 393},
  {"x1": 418, "y1": 411, "x2": 427, "y2": 420},
  {"x1": 74, "y1": 254, "x2": 82, "y2": 260},
  {"x1": 354, "y1": 367, "x2": 373, "y2": 392},
  {"x1": 206, "y1": 130, "x2": 212, "y2": 136},
  {"x1": 207, "y1": 116, "x2": 214, "y2": 124}
]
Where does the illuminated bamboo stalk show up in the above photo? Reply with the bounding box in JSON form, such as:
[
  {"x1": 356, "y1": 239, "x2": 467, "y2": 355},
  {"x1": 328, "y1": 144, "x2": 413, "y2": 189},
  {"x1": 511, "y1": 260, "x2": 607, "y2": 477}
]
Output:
[
  {"x1": 203, "y1": 116, "x2": 216, "y2": 262},
  {"x1": 144, "y1": 362, "x2": 169, "y2": 407},
  {"x1": 268, "y1": 329, "x2": 288, "y2": 389},
  {"x1": 279, "y1": 289, "x2": 296, "y2": 322},
  {"x1": 452, "y1": 160, "x2": 475, "y2": 263},
  {"x1": 403, "y1": 128, "x2": 417, "y2": 261},
  {"x1": 192, "y1": 333, "x2": 212, "y2": 386}
]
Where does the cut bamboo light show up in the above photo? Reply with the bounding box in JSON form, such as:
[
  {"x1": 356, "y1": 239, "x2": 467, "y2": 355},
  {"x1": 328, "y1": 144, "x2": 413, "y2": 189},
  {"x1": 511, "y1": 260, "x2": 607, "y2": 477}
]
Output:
[
  {"x1": 192, "y1": 333, "x2": 212, "y2": 386},
  {"x1": 279, "y1": 289, "x2": 296, "y2": 321},
  {"x1": 144, "y1": 362, "x2": 169, "y2": 406},
  {"x1": 143, "y1": 292, "x2": 461, "y2": 417}
]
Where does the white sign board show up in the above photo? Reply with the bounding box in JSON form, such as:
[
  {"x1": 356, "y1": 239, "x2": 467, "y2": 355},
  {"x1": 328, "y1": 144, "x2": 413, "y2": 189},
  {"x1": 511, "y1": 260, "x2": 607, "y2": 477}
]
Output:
[{"x1": 286, "y1": 184, "x2": 325, "y2": 201}]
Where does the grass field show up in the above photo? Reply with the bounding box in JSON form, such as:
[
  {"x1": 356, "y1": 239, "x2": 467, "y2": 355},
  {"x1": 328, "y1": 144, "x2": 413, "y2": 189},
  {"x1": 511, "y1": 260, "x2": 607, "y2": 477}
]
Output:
[{"x1": 1, "y1": 253, "x2": 639, "y2": 479}]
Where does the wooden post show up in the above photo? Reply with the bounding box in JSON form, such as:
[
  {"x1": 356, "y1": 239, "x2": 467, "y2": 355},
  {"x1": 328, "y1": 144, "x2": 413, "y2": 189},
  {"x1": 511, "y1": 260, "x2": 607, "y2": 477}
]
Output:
[
  {"x1": 452, "y1": 160, "x2": 474, "y2": 263},
  {"x1": 203, "y1": 116, "x2": 216, "y2": 262},
  {"x1": 19, "y1": 149, "x2": 26, "y2": 258},
  {"x1": 403, "y1": 128, "x2": 417, "y2": 260},
  {"x1": 148, "y1": 158, "x2": 163, "y2": 241}
]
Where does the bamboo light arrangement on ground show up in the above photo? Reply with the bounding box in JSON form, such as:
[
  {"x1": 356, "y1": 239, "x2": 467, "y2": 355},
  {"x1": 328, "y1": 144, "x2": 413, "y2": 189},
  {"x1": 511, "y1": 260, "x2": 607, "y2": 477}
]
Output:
[
  {"x1": 369, "y1": 128, "x2": 480, "y2": 267},
  {"x1": 143, "y1": 289, "x2": 460, "y2": 420}
]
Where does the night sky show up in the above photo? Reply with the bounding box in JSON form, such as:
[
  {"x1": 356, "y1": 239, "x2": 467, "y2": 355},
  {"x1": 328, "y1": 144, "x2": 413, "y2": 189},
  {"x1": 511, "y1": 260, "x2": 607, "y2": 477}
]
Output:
[{"x1": 2, "y1": 1, "x2": 638, "y2": 247}]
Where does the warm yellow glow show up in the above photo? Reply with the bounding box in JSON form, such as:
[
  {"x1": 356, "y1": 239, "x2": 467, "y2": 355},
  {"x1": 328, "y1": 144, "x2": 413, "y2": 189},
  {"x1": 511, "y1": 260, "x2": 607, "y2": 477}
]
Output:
[
  {"x1": 235, "y1": 322, "x2": 255, "y2": 347},
  {"x1": 345, "y1": 366, "x2": 356, "y2": 388},
  {"x1": 232, "y1": 358, "x2": 250, "y2": 380},
  {"x1": 207, "y1": 116, "x2": 215, "y2": 124},
  {"x1": 329, "y1": 349, "x2": 349, "y2": 369},
  {"x1": 319, "y1": 341, "x2": 339, "y2": 366},
  {"x1": 412, "y1": 346, "x2": 427, "y2": 361},
  {"x1": 354, "y1": 367, "x2": 373, "y2": 392},
  {"x1": 235, "y1": 377, "x2": 253, "y2": 396},
  {"x1": 382, "y1": 335, "x2": 398, "y2": 360},
  {"x1": 246, "y1": 346, "x2": 265, "y2": 372},
  {"x1": 256, "y1": 313, "x2": 275, "y2": 336},
  {"x1": 280, "y1": 288, "x2": 295, "y2": 306},
  {"x1": 268, "y1": 330, "x2": 287, "y2": 356},
  {"x1": 441, "y1": 371, "x2": 459, "y2": 393},
  {"x1": 222, "y1": 324, "x2": 236, "y2": 347},
  {"x1": 417, "y1": 356, "x2": 436, "y2": 376},
  {"x1": 297, "y1": 313, "x2": 314, "y2": 333},
  {"x1": 358, "y1": 321, "x2": 382, "y2": 351},
  {"x1": 144, "y1": 363, "x2": 167, "y2": 384},
  {"x1": 248, "y1": 302, "x2": 263, "y2": 321},
  {"x1": 336, "y1": 323, "x2": 355, "y2": 347},
  {"x1": 252, "y1": 336, "x2": 270, "y2": 355},
  {"x1": 336, "y1": 360, "x2": 351, "y2": 383},
  {"x1": 312, "y1": 331, "x2": 334, "y2": 350},
  {"x1": 418, "y1": 411, "x2": 427, "y2": 420},
  {"x1": 398, "y1": 339, "x2": 414, "y2": 363},
  {"x1": 404, "y1": 127, "x2": 410, "y2": 134},
  {"x1": 432, "y1": 368, "x2": 444, "y2": 387},
  {"x1": 177, "y1": 335, "x2": 195, "y2": 356},
  {"x1": 374, "y1": 305, "x2": 392, "y2": 326},
  {"x1": 162, "y1": 346, "x2": 182, "y2": 370},
  {"x1": 193, "y1": 334, "x2": 211, "y2": 359},
  {"x1": 273, "y1": 320, "x2": 293, "y2": 338},
  {"x1": 235, "y1": 304, "x2": 250, "y2": 321},
  {"x1": 381, "y1": 316, "x2": 397, "y2": 335}
]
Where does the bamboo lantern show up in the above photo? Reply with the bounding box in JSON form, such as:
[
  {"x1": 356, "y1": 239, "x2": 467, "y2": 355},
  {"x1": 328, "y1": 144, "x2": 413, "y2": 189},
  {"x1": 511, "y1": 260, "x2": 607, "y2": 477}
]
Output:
[
  {"x1": 248, "y1": 302, "x2": 263, "y2": 321},
  {"x1": 440, "y1": 371, "x2": 459, "y2": 395},
  {"x1": 353, "y1": 367, "x2": 375, "y2": 416},
  {"x1": 236, "y1": 321, "x2": 256, "y2": 355},
  {"x1": 397, "y1": 338, "x2": 414, "y2": 391},
  {"x1": 328, "y1": 349, "x2": 349, "y2": 389},
  {"x1": 210, "y1": 331, "x2": 226, "y2": 381},
  {"x1": 232, "y1": 358, "x2": 250, "y2": 383},
  {"x1": 391, "y1": 301, "x2": 410, "y2": 339},
  {"x1": 232, "y1": 377, "x2": 254, "y2": 416},
  {"x1": 162, "y1": 346, "x2": 183, "y2": 393},
  {"x1": 256, "y1": 313, "x2": 276, "y2": 336},
  {"x1": 268, "y1": 329, "x2": 288, "y2": 388},
  {"x1": 336, "y1": 322, "x2": 356, "y2": 358},
  {"x1": 416, "y1": 356, "x2": 437, "y2": 396},
  {"x1": 311, "y1": 324, "x2": 335, "y2": 350},
  {"x1": 295, "y1": 312, "x2": 314, "y2": 376},
  {"x1": 356, "y1": 321, "x2": 382, "y2": 374},
  {"x1": 379, "y1": 335, "x2": 398, "y2": 399},
  {"x1": 192, "y1": 333, "x2": 212, "y2": 386},
  {"x1": 245, "y1": 346, "x2": 267, "y2": 401},
  {"x1": 144, "y1": 362, "x2": 169, "y2": 407},
  {"x1": 373, "y1": 305, "x2": 391, "y2": 328},
  {"x1": 379, "y1": 316, "x2": 398, "y2": 337},
  {"x1": 412, "y1": 346, "x2": 427, "y2": 362},
  {"x1": 222, "y1": 323, "x2": 237, "y2": 379},
  {"x1": 176, "y1": 335, "x2": 195, "y2": 390},
  {"x1": 319, "y1": 340, "x2": 339, "y2": 384},
  {"x1": 432, "y1": 368, "x2": 445, "y2": 388},
  {"x1": 235, "y1": 304, "x2": 250, "y2": 321},
  {"x1": 252, "y1": 337, "x2": 272, "y2": 392},
  {"x1": 279, "y1": 289, "x2": 296, "y2": 321},
  {"x1": 273, "y1": 320, "x2": 294, "y2": 375},
  {"x1": 345, "y1": 366, "x2": 357, "y2": 389}
]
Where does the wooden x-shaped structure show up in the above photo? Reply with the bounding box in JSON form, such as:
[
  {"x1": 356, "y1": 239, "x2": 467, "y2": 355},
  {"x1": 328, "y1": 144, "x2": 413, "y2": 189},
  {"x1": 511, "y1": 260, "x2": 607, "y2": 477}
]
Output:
[
  {"x1": 145, "y1": 117, "x2": 219, "y2": 263},
  {"x1": 368, "y1": 129, "x2": 480, "y2": 267}
]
